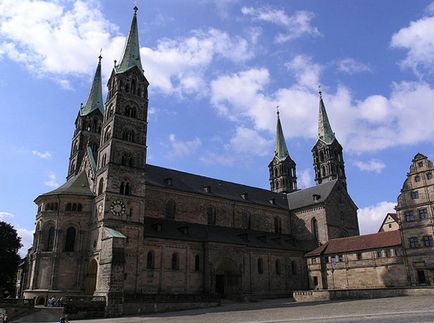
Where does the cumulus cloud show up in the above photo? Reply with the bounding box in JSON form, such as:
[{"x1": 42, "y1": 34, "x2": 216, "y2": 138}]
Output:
[
  {"x1": 285, "y1": 55, "x2": 322, "y2": 90},
  {"x1": 298, "y1": 169, "x2": 313, "y2": 189},
  {"x1": 391, "y1": 6, "x2": 434, "y2": 76},
  {"x1": 44, "y1": 172, "x2": 59, "y2": 188},
  {"x1": 0, "y1": 0, "x2": 124, "y2": 82},
  {"x1": 227, "y1": 127, "x2": 272, "y2": 156},
  {"x1": 168, "y1": 134, "x2": 202, "y2": 157},
  {"x1": 358, "y1": 201, "x2": 396, "y2": 234},
  {"x1": 200, "y1": 151, "x2": 235, "y2": 166},
  {"x1": 31, "y1": 150, "x2": 52, "y2": 159},
  {"x1": 337, "y1": 58, "x2": 372, "y2": 74},
  {"x1": 354, "y1": 159, "x2": 386, "y2": 173},
  {"x1": 141, "y1": 28, "x2": 254, "y2": 97},
  {"x1": 241, "y1": 6, "x2": 320, "y2": 43},
  {"x1": 210, "y1": 60, "x2": 434, "y2": 153}
]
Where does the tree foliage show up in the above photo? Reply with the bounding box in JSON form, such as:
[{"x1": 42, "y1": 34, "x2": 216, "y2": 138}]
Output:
[{"x1": 0, "y1": 221, "x2": 22, "y2": 297}]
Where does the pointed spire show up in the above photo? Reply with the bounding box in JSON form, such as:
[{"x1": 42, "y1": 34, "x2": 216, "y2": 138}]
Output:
[
  {"x1": 80, "y1": 55, "x2": 104, "y2": 116},
  {"x1": 317, "y1": 88, "x2": 335, "y2": 144},
  {"x1": 115, "y1": 5, "x2": 143, "y2": 74},
  {"x1": 274, "y1": 107, "x2": 290, "y2": 161}
]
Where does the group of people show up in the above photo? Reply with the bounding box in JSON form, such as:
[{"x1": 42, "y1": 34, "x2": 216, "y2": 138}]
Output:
[{"x1": 47, "y1": 296, "x2": 64, "y2": 307}]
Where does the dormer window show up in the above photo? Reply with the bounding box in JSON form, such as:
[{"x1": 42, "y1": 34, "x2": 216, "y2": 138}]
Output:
[
  {"x1": 313, "y1": 194, "x2": 321, "y2": 202},
  {"x1": 164, "y1": 178, "x2": 173, "y2": 186},
  {"x1": 269, "y1": 198, "x2": 276, "y2": 205},
  {"x1": 241, "y1": 193, "x2": 248, "y2": 200},
  {"x1": 203, "y1": 185, "x2": 211, "y2": 193}
]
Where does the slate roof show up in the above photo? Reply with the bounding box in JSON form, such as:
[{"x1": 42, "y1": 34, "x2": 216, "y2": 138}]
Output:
[
  {"x1": 274, "y1": 112, "x2": 290, "y2": 161},
  {"x1": 36, "y1": 171, "x2": 94, "y2": 199},
  {"x1": 305, "y1": 230, "x2": 402, "y2": 257},
  {"x1": 145, "y1": 164, "x2": 289, "y2": 209},
  {"x1": 286, "y1": 180, "x2": 337, "y2": 210},
  {"x1": 80, "y1": 57, "x2": 104, "y2": 116},
  {"x1": 317, "y1": 93, "x2": 336, "y2": 145},
  {"x1": 143, "y1": 217, "x2": 305, "y2": 251},
  {"x1": 86, "y1": 145, "x2": 97, "y2": 172},
  {"x1": 103, "y1": 227, "x2": 126, "y2": 239}
]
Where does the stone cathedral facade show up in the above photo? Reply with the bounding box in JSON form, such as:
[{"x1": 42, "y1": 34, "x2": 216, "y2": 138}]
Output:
[{"x1": 20, "y1": 7, "x2": 360, "y2": 312}]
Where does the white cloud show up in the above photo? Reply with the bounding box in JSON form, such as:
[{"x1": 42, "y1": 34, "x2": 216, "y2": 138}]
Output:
[
  {"x1": 298, "y1": 169, "x2": 313, "y2": 189},
  {"x1": 0, "y1": 211, "x2": 14, "y2": 219},
  {"x1": 227, "y1": 127, "x2": 272, "y2": 156},
  {"x1": 337, "y1": 58, "x2": 372, "y2": 74},
  {"x1": 241, "y1": 6, "x2": 320, "y2": 43},
  {"x1": 44, "y1": 172, "x2": 59, "y2": 188},
  {"x1": 200, "y1": 152, "x2": 235, "y2": 166},
  {"x1": 31, "y1": 150, "x2": 52, "y2": 159},
  {"x1": 17, "y1": 227, "x2": 34, "y2": 256},
  {"x1": 358, "y1": 201, "x2": 396, "y2": 234},
  {"x1": 391, "y1": 8, "x2": 434, "y2": 75},
  {"x1": 141, "y1": 28, "x2": 254, "y2": 97},
  {"x1": 354, "y1": 159, "x2": 386, "y2": 173},
  {"x1": 168, "y1": 134, "x2": 202, "y2": 157},
  {"x1": 0, "y1": 0, "x2": 124, "y2": 83},
  {"x1": 285, "y1": 55, "x2": 322, "y2": 90}
]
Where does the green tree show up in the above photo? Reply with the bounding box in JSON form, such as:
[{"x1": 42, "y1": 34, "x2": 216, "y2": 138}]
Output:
[{"x1": 0, "y1": 221, "x2": 22, "y2": 297}]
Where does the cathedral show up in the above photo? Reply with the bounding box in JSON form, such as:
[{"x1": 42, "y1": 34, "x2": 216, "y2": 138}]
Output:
[{"x1": 20, "y1": 7, "x2": 360, "y2": 314}]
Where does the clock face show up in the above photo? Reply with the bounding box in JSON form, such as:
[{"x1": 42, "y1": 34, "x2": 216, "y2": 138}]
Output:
[{"x1": 110, "y1": 200, "x2": 126, "y2": 216}]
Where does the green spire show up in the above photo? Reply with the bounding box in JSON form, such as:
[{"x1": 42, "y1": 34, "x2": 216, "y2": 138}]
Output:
[
  {"x1": 317, "y1": 90, "x2": 335, "y2": 144},
  {"x1": 80, "y1": 55, "x2": 104, "y2": 116},
  {"x1": 274, "y1": 109, "x2": 290, "y2": 161},
  {"x1": 115, "y1": 6, "x2": 143, "y2": 74}
]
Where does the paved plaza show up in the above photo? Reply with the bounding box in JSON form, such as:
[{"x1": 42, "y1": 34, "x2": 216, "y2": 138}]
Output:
[{"x1": 70, "y1": 296, "x2": 434, "y2": 323}]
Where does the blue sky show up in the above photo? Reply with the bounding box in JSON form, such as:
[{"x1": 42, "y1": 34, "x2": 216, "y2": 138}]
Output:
[{"x1": 1, "y1": 0, "x2": 434, "y2": 254}]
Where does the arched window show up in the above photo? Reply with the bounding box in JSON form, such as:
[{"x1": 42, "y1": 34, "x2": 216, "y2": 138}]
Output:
[
  {"x1": 72, "y1": 203, "x2": 77, "y2": 211},
  {"x1": 101, "y1": 153, "x2": 107, "y2": 167},
  {"x1": 146, "y1": 250, "x2": 155, "y2": 269},
  {"x1": 194, "y1": 255, "x2": 200, "y2": 272},
  {"x1": 121, "y1": 153, "x2": 127, "y2": 166},
  {"x1": 104, "y1": 126, "x2": 111, "y2": 142},
  {"x1": 319, "y1": 151, "x2": 324, "y2": 162},
  {"x1": 171, "y1": 253, "x2": 179, "y2": 270},
  {"x1": 120, "y1": 181, "x2": 131, "y2": 195},
  {"x1": 65, "y1": 203, "x2": 71, "y2": 211},
  {"x1": 207, "y1": 207, "x2": 216, "y2": 225},
  {"x1": 165, "y1": 200, "x2": 176, "y2": 219},
  {"x1": 257, "y1": 258, "x2": 264, "y2": 274},
  {"x1": 44, "y1": 227, "x2": 55, "y2": 251},
  {"x1": 131, "y1": 79, "x2": 136, "y2": 95},
  {"x1": 64, "y1": 227, "x2": 76, "y2": 252},
  {"x1": 122, "y1": 130, "x2": 135, "y2": 142},
  {"x1": 312, "y1": 218, "x2": 319, "y2": 243},
  {"x1": 321, "y1": 165, "x2": 326, "y2": 177},
  {"x1": 98, "y1": 178, "x2": 104, "y2": 195},
  {"x1": 107, "y1": 106, "x2": 114, "y2": 118},
  {"x1": 275, "y1": 259, "x2": 281, "y2": 275},
  {"x1": 77, "y1": 204, "x2": 82, "y2": 212}
]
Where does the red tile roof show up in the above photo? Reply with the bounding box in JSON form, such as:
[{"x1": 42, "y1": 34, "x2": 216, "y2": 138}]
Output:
[{"x1": 305, "y1": 230, "x2": 401, "y2": 257}]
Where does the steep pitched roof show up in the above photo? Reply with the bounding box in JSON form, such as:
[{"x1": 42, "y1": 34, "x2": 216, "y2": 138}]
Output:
[
  {"x1": 86, "y1": 145, "x2": 97, "y2": 172},
  {"x1": 36, "y1": 171, "x2": 94, "y2": 199},
  {"x1": 80, "y1": 56, "x2": 104, "y2": 116},
  {"x1": 378, "y1": 213, "x2": 399, "y2": 232},
  {"x1": 305, "y1": 230, "x2": 401, "y2": 257},
  {"x1": 273, "y1": 112, "x2": 290, "y2": 161},
  {"x1": 317, "y1": 93, "x2": 335, "y2": 145},
  {"x1": 286, "y1": 180, "x2": 337, "y2": 210},
  {"x1": 115, "y1": 7, "x2": 143, "y2": 74},
  {"x1": 145, "y1": 164, "x2": 289, "y2": 209}
]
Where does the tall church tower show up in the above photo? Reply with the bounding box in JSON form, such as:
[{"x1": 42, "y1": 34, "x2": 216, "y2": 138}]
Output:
[
  {"x1": 269, "y1": 110, "x2": 297, "y2": 193},
  {"x1": 95, "y1": 5, "x2": 149, "y2": 223},
  {"x1": 312, "y1": 90, "x2": 346, "y2": 188},
  {"x1": 67, "y1": 56, "x2": 104, "y2": 179}
]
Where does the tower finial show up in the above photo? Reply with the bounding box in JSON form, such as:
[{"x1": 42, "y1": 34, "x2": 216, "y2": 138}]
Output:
[
  {"x1": 276, "y1": 105, "x2": 280, "y2": 116},
  {"x1": 98, "y1": 49, "x2": 102, "y2": 63},
  {"x1": 133, "y1": 0, "x2": 138, "y2": 15},
  {"x1": 318, "y1": 85, "x2": 322, "y2": 98}
]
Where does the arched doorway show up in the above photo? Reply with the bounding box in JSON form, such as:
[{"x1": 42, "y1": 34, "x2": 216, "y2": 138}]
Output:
[
  {"x1": 214, "y1": 258, "x2": 241, "y2": 298},
  {"x1": 85, "y1": 259, "x2": 98, "y2": 295}
]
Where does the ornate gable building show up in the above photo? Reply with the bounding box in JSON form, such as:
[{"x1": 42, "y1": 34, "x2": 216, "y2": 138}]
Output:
[{"x1": 20, "y1": 7, "x2": 360, "y2": 314}]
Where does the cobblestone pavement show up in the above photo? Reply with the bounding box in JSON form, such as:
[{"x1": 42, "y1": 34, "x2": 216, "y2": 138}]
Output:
[{"x1": 72, "y1": 296, "x2": 434, "y2": 323}]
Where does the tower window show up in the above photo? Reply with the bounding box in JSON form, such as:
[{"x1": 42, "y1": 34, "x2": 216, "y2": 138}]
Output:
[
  {"x1": 122, "y1": 129, "x2": 135, "y2": 143},
  {"x1": 98, "y1": 178, "x2": 104, "y2": 195},
  {"x1": 415, "y1": 175, "x2": 421, "y2": 182},
  {"x1": 64, "y1": 227, "x2": 76, "y2": 252},
  {"x1": 427, "y1": 172, "x2": 433, "y2": 180},
  {"x1": 44, "y1": 226, "x2": 55, "y2": 251},
  {"x1": 405, "y1": 211, "x2": 415, "y2": 222},
  {"x1": 171, "y1": 253, "x2": 179, "y2": 270},
  {"x1": 257, "y1": 258, "x2": 264, "y2": 274},
  {"x1": 411, "y1": 191, "x2": 419, "y2": 199},
  {"x1": 312, "y1": 218, "x2": 319, "y2": 243},
  {"x1": 194, "y1": 255, "x2": 200, "y2": 272},
  {"x1": 104, "y1": 127, "x2": 111, "y2": 142},
  {"x1": 146, "y1": 250, "x2": 155, "y2": 269},
  {"x1": 419, "y1": 208, "x2": 428, "y2": 220},
  {"x1": 120, "y1": 181, "x2": 131, "y2": 195},
  {"x1": 274, "y1": 217, "x2": 282, "y2": 233}
]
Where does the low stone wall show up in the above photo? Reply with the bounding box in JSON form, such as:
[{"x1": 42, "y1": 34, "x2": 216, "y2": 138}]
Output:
[
  {"x1": 293, "y1": 287, "x2": 434, "y2": 302},
  {"x1": 123, "y1": 301, "x2": 220, "y2": 315}
]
